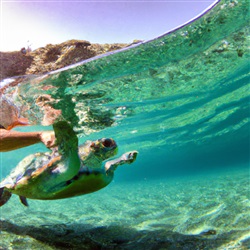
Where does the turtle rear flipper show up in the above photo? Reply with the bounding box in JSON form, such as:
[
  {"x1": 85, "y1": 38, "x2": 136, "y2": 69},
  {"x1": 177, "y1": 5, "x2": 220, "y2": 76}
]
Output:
[
  {"x1": 19, "y1": 196, "x2": 28, "y2": 206},
  {"x1": 0, "y1": 187, "x2": 12, "y2": 207}
]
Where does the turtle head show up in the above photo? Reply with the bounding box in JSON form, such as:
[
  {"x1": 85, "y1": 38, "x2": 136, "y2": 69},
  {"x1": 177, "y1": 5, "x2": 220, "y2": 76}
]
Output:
[
  {"x1": 89, "y1": 138, "x2": 118, "y2": 160},
  {"x1": 79, "y1": 138, "x2": 118, "y2": 165}
]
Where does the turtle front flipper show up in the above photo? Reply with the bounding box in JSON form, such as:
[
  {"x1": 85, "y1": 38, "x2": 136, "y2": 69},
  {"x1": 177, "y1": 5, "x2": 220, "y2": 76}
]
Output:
[
  {"x1": 105, "y1": 151, "x2": 138, "y2": 175},
  {"x1": 53, "y1": 121, "x2": 78, "y2": 156},
  {"x1": 50, "y1": 121, "x2": 81, "y2": 183},
  {"x1": 32, "y1": 121, "x2": 81, "y2": 187}
]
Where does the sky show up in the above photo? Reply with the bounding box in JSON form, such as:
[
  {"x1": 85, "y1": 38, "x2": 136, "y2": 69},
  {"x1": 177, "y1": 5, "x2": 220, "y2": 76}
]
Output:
[{"x1": 1, "y1": 0, "x2": 216, "y2": 52}]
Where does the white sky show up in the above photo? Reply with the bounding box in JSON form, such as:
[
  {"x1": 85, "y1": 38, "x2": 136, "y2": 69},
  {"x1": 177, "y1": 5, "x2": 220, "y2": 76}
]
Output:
[{"x1": 1, "y1": 1, "x2": 215, "y2": 52}]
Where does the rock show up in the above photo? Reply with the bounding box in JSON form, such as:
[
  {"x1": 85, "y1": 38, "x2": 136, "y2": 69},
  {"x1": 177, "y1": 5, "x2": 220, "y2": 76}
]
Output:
[
  {"x1": 0, "y1": 39, "x2": 131, "y2": 80},
  {"x1": 0, "y1": 52, "x2": 33, "y2": 80}
]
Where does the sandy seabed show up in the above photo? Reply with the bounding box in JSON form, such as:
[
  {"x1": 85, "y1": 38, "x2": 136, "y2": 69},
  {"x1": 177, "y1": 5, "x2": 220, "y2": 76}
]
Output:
[{"x1": 0, "y1": 167, "x2": 249, "y2": 250}]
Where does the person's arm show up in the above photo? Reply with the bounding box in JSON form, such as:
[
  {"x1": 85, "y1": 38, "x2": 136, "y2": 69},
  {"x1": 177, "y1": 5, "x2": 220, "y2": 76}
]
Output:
[{"x1": 0, "y1": 129, "x2": 56, "y2": 152}]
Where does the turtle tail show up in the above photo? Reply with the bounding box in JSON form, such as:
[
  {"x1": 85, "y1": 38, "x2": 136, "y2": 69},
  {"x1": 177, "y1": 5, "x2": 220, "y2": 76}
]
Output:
[{"x1": 0, "y1": 187, "x2": 12, "y2": 207}]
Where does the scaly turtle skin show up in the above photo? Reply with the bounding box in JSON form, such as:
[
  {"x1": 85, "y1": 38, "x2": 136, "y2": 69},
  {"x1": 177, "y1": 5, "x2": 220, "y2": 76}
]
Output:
[{"x1": 0, "y1": 121, "x2": 138, "y2": 206}]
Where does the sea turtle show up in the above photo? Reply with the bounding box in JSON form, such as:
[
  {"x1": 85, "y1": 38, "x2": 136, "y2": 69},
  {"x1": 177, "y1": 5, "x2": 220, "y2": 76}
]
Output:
[{"x1": 0, "y1": 121, "x2": 138, "y2": 206}]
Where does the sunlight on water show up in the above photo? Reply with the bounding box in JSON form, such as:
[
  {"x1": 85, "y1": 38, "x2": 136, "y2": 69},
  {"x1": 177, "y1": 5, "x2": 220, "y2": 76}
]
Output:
[{"x1": 0, "y1": 0, "x2": 249, "y2": 249}]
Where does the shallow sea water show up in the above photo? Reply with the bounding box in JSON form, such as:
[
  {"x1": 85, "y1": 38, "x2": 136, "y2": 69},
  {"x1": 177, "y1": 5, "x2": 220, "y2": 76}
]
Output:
[
  {"x1": 0, "y1": 167, "x2": 249, "y2": 249},
  {"x1": 1, "y1": 0, "x2": 250, "y2": 249}
]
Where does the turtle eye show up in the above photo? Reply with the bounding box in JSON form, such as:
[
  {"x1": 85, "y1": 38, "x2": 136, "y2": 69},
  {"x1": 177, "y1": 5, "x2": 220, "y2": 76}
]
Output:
[{"x1": 102, "y1": 138, "x2": 115, "y2": 148}]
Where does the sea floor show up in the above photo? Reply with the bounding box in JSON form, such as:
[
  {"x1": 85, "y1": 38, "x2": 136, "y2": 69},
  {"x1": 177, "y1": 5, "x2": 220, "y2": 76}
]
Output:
[{"x1": 0, "y1": 167, "x2": 249, "y2": 250}]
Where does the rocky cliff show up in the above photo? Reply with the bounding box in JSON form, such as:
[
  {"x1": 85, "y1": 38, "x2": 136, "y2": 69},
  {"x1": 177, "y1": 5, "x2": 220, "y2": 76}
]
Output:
[{"x1": 0, "y1": 39, "x2": 141, "y2": 80}]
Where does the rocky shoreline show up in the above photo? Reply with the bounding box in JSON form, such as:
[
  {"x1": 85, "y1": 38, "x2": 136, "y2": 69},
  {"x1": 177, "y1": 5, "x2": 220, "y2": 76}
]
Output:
[{"x1": 0, "y1": 39, "x2": 141, "y2": 81}]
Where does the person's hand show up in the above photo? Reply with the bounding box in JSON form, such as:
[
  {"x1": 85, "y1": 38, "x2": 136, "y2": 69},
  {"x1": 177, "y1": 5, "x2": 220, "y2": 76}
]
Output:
[{"x1": 40, "y1": 131, "x2": 56, "y2": 148}]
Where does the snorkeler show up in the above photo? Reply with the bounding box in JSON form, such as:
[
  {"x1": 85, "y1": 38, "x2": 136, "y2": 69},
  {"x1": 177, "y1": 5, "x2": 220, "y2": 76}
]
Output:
[
  {"x1": 0, "y1": 129, "x2": 55, "y2": 152},
  {"x1": 0, "y1": 95, "x2": 56, "y2": 152}
]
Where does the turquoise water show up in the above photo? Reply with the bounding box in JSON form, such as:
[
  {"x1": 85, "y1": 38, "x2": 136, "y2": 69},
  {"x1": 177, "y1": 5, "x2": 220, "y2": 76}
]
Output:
[{"x1": 1, "y1": 0, "x2": 250, "y2": 249}]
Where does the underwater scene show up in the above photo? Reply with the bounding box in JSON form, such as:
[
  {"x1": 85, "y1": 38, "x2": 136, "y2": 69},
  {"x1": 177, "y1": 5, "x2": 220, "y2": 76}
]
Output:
[{"x1": 0, "y1": 0, "x2": 249, "y2": 249}]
